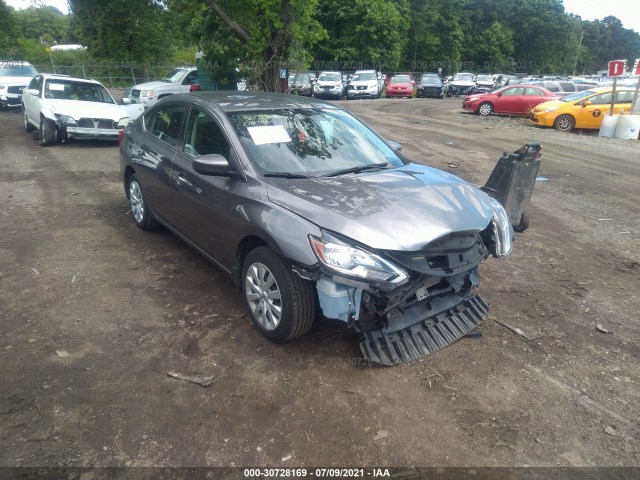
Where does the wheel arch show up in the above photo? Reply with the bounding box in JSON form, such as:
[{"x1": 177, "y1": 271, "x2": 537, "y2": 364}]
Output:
[{"x1": 123, "y1": 166, "x2": 136, "y2": 198}]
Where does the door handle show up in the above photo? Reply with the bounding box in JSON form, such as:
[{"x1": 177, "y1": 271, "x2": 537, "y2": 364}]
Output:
[{"x1": 176, "y1": 173, "x2": 192, "y2": 187}]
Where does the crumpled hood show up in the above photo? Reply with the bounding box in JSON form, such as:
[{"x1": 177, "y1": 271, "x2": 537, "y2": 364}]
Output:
[
  {"x1": 46, "y1": 100, "x2": 131, "y2": 121},
  {"x1": 317, "y1": 80, "x2": 341, "y2": 87},
  {"x1": 266, "y1": 163, "x2": 494, "y2": 251},
  {"x1": 0, "y1": 76, "x2": 33, "y2": 86}
]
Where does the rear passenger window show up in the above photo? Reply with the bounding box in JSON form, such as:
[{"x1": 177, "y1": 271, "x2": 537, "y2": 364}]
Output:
[
  {"x1": 525, "y1": 88, "x2": 543, "y2": 96},
  {"x1": 616, "y1": 91, "x2": 633, "y2": 103},
  {"x1": 144, "y1": 104, "x2": 187, "y2": 147},
  {"x1": 545, "y1": 83, "x2": 560, "y2": 92},
  {"x1": 559, "y1": 82, "x2": 576, "y2": 92}
]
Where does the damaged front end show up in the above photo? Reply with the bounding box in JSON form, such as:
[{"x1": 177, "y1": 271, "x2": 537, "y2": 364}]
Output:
[{"x1": 309, "y1": 200, "x2": 512, "y2": 366}]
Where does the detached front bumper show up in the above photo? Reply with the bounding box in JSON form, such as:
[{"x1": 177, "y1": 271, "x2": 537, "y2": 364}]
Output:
[{"x1": 361, "y1": 294, "x2": 489, "y2": 365}]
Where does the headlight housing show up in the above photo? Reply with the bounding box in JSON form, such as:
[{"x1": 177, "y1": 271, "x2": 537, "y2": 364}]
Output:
[
  {"x1": 543, "y1": 106, "x2": 559, "y2": 113},
  {"x1": 488, "y1": 197, "x2": 513, "y2": 258},
  {"x1": 142, "y1": 90, "x2": 154, "y2": 98},
  {"x1": 309, "y1": 235, "x2": 408, "y2": 285},
  {"x1": 54, "y1": 113, "x2": 77, "y2": 125},
  {"x1": 117, "y1": 117, "x2": 131, "y2": 127}
]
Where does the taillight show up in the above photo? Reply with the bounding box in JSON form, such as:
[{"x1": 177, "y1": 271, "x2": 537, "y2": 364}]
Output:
[{"x1": 190, "y1": 83, "x2": 201, "y2": 92}]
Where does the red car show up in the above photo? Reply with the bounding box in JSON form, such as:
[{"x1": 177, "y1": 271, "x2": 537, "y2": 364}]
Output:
[
  {"x1": 385, "y1": 75, "x2": 414, "y2": 98},
  {"x1": 463, "y1": 84, "x2": 558, "y2": 116}
]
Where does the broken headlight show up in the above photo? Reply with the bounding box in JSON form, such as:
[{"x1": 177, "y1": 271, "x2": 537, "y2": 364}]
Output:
[
  {"x1": 309, "y1": 235, "x2": 408, "y2": 285},
  {"x1": 488, "y1": 197, "x2": 513, "y2": 258}
]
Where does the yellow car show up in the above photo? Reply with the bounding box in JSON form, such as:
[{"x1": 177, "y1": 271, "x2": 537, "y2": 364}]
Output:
[{"x1": 529, "y1": 87, "x2": 635, "y2": 132}]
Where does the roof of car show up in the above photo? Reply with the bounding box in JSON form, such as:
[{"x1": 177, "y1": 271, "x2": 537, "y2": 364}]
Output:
[
  {"x1": 181, "y1": 91, "x2": 339, "y2": 112},
  {"x1": 41, "y1": 73, "x2": 102, "y2": 84}
]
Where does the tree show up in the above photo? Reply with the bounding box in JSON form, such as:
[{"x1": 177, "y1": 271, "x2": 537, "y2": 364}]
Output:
[
  {"x1": 0, "y1": 0, "x2": 16, "y2": 54},
  {"x1": 313, "y1": 0, "x2": 410, "y2": 71},
  {"x1": 12, "y1": 5, "x2": 73, "y2": 46},
  {"x1": 68, "y1": 0, "x2": 173, "y2": 63},
  {"x1": 171, "y1": 0, "x2": 326, "y2": 91}
]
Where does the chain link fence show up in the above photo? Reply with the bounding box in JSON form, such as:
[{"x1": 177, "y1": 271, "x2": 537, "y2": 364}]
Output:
[{"x1": 31, "y1": 63, "x2": 181, "y2": 89}]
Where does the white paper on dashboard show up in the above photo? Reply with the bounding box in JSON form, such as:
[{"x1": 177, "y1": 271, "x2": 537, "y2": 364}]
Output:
[
  {"x1": 248, "y1": 125, "x2": 291, "y2": 145},
  {"x1": 48, "y1": 83, "x2": 66, "y2": 91}
]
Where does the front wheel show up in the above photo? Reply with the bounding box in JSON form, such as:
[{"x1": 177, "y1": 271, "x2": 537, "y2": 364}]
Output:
[
  {"x1": 24, "y1": 109, "x2": 34, "y2": 133},
  {"x1": 554, "y1": 114, "x2": 575, "y2": 132},
  {"x1": 478, "y1": 102, "x2": 493, "y2": 116},
  {"x1": 39, "y1": 118, "x2": 57, "y2": 146},
  {"x1": 128, "y1": 174, "x2": 159, "y2": 230},
  {"x1": 243, "y1": 247, "x2": 316, "y2": 343}
]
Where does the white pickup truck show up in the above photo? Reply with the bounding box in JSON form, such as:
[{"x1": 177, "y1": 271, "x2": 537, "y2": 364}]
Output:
[{"x1": 127, "y1": 67, "x2": 199, "y2": 109}]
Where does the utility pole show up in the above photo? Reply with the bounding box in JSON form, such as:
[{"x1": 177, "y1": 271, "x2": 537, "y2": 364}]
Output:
[{"x1": 573, "y1": 30, "x2": 584, "y2": 76}]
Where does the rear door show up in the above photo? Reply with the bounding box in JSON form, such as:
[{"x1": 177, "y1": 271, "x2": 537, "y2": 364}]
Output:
[
  {"x1": 135, "y1": 102, "x2": 188, "y2": 224},
  {"x1": 522, "y1": 87, "x2": 547, "y2": 114}
]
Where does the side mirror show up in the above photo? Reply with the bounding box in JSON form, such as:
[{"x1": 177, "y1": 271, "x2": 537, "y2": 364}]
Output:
[
  {"x1": 27, "y1": 88, "x2": 40, "y2": 96},
  {"x1": 582, "y1": 100, "x2": 592, "y2": 107},
  {"x1": 387, "y1": 140, "x2": 402, "y2": 151},
  {"x1": 193, "y1": 154, "x2": 230, "y2": 176}
]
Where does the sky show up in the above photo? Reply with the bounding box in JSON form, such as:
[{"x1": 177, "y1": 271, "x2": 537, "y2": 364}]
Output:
[{"x1": 4, "y1": 0, "x2": 640, "y2": 33}]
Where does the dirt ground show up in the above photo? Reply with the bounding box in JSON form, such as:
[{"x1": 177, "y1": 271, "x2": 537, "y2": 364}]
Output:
[{"x1": 0, "y1": 97, "x2": 639, "y2": 470}]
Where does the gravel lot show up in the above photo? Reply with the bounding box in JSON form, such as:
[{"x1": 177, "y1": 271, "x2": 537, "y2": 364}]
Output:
[{"x1": 0, "y1": 96, "x2": 639, "y2": 470}]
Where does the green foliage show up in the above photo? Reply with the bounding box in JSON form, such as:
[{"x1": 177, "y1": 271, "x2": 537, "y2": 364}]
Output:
[
  {"x1": 313, "y1": 0, "x2": 410, "y2": 70},
  {"x1": 68, "y1": 0, "x2": 175, "y2": 63}
]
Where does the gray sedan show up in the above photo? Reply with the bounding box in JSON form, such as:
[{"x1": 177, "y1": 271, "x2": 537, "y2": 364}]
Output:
[{"x1": 119, "y1": 92, "x2": 513, "y2": 365}]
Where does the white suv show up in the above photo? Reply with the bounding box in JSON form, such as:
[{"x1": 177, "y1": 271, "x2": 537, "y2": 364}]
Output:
[
  {"x1": 0, "y1": 60, "x2": 38, "y2": 110},
  {"x1": 346, "y1": 70, "x2": 382, "y2": 99},
  {"x1": 22, "y1": 74, "x2": 143, "y2": 146},
  {"x1": 128, "y1": 67, "x2": 198, "y2": 108}
]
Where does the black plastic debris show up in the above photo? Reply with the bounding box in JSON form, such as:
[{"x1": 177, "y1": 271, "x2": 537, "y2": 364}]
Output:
[
  {"x1": 483, "y1": 142, "x2": 542, "y2": 232},
  {"x1": 360, "y1": 295, "x2": 489, "y2": 366}
]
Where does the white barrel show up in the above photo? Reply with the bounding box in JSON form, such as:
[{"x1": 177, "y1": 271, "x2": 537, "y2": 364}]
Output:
[
  {"x1": 598, "y1": 114, "x2": 619, "y2": 138},
  {"x1": 614, "y1": 115, "x2": 640, "y2": 140}
]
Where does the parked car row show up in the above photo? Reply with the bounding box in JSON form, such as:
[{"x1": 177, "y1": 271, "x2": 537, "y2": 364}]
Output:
[{"x1": 462, "y1": 82, "x2": 637, "y2": 134}]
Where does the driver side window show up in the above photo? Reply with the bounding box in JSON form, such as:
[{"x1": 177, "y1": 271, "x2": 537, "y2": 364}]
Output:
[
  {"x1": 183, "y1": 109, "x2": 230, "y2": 159},
  {"x1": 144, "y1": 104, "x2": 187, "y2": 147}
]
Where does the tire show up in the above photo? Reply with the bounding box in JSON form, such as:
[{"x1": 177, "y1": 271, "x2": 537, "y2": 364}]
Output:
[
  {"x1": 39, "y1": 118, "x2": 57, "y2": 146},
  {"x1": 128, "y1": 174, "x2": 159, "y2": 231},
  {"x1": 23, "y1": 108, "x2": 34, "y2": 133},
  {"x1": 478, "y1": 102, "x2": 493, "y2": 116},
  {"x1": 243, "y1": 247, "x2": 316, "y2": 343},
  {"x1": 554, "y1": 114, "x2": 575, "y2": 132},
  {"x1": 513, "y1": 212, "x2": 530, "y2": 232}
]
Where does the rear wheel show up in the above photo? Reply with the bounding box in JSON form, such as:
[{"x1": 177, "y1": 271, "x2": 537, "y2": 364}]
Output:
[
  {"x1": 478, "y1": 102, "x2": 493, "y2": 116},
  {"x1": 39, "y1": 118, "x2": 57, "y2": 146},
  {"x1": 554, "y1": 114, "x2": 575, "y2": 132},
  {"x1": 243, "y1": 247, "x2": 316, "y2": 343}
]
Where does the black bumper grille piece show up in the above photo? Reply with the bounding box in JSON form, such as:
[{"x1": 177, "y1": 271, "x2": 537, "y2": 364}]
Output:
[
  {"x1": 77, "y1": 118, "x2": 116, "y2": 129},
  {"x1": 360, "y1": 295, "x2": 489, "y2": 366}
]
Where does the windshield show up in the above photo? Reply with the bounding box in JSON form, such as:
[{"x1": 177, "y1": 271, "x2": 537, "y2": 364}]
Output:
[
  {"x1": 0, "y1": 65, "x2": 37, "y2": 77},
  {"x1": 390, "y1": 75, "x2": 411, "y2": 84},
  {"x1": 561, "y1": 90, "x2": 595, "y2": 102},
  {"x1": 352, "y1": 72, "x2": 376, "y2": 81},
  {"x1": 161, "y1": 69, "x2": 186, "y2": 83},
  {"x1": 477, "y1": 75, "x2": 494, "y2": 82},
  {"x1": 420, "y1": 76, "x2": 441, "y2": 85},
  {"x1": 44, "y1": 79, "x2": 115, "y2": 104},
  {"x1": 318, "y1": 72, "x2": 341, "y2": 82},
  {"x1": 227, "y1": 108, "x2": 404, "y2": 175},
  {"x1": 453, "y1": 74, "x2": 474, "y2": 81}
]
